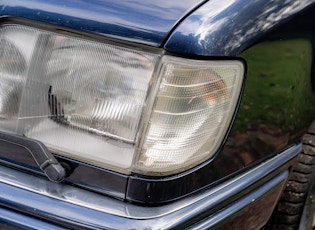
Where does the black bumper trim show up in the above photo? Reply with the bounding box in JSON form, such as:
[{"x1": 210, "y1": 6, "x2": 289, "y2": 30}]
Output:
[{"x1": 0, "y1": 144, "x2": 301, "y2": 229}]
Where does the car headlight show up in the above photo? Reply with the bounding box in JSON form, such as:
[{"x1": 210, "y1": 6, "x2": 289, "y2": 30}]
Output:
[
  {"x1": 0, "y1": 24, "x2": 244, "y2": 176},
  {"x1": 134, "y1": 56, "x2": 244, "y2": 175}
]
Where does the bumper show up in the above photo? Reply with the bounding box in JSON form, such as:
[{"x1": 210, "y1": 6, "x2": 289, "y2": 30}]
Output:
[{"x1": 0, "y1": 144, "x2": 300, "y2": 229}]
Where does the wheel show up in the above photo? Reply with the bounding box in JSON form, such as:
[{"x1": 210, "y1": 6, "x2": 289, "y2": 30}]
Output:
[{"x1": 268, "y1": 121, "x2": 315, "y2": 230}]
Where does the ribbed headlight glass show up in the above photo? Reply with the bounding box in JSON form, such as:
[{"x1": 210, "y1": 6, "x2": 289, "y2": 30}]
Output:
[
  {"x1": 134, "y1": 57, "x2": 244, "y2": 175},
  {"x1": 0, "y1": 24, "x2": 244, "y2": 176},
  {"x1": 0, "y1": 25, "x2": 160, "y2": 173}
]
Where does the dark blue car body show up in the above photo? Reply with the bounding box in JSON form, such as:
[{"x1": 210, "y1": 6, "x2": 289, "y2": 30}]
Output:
[{"x1": 1, "y1": 0, "x2": 315, "y2": 229}]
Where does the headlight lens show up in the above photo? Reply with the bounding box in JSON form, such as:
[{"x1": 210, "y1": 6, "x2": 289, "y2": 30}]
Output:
[
  {"x1": 0, "y1": 25, "x2": 160, "y2": 173},
  {"x1": 134, "y1": 57, "x2": 244, "y2": 175},
  {"x1": 0, "y1": 25, "x2": 244, "y2": 176}
]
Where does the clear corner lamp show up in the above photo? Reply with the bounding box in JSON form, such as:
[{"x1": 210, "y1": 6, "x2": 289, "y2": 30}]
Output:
[{"x1": 0, "y1": 25, "x2": 244, "y2": 176}]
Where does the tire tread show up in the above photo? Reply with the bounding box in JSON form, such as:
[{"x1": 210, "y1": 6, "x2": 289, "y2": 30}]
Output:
[{"x1": 268, "y1": 122, "x2": 315, "y2": 229}]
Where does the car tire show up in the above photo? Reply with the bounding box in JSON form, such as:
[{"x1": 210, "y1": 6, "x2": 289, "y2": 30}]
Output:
[{"x1": 268, "y1": 121, "x2": 315, "y2": 230}]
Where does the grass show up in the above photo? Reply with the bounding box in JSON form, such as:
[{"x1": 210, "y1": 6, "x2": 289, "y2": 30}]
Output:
[{"x1": 233, "y1": 38, "x2": 315, "y2": 133}]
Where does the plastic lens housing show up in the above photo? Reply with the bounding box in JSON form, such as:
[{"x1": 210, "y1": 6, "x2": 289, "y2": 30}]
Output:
[
  {"x1": 0, "y1": 25, "x2": 160, "y2": 173},
  {"x1": 0, "y1": 24, "x2": 244, "y2": 176},
  {"x1": 134, "y1": 57, "x2": 244, "y2": 175}
]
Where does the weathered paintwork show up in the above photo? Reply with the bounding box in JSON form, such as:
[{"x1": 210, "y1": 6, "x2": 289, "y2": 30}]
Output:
[
  {"x1": 0, "y1": 0, "x2": 206, "y2": 46},
  {"x1": 165, "y1": 0, "x2": 315, "y2": 56}
]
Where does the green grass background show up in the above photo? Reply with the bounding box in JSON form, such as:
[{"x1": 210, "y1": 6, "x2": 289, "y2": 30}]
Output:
[{"x1": 234, "y1": 39, "x2": 315, "y2": 133}]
